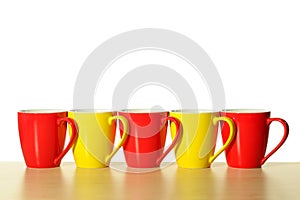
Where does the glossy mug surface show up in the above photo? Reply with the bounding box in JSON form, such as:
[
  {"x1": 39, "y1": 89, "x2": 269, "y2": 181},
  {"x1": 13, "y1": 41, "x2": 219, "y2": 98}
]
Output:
[
  {"x1": 18, "y1": 110, "x2": 78, "y2": 168},
  {"x1": 68, "y1": 110, "x2": 128, "y2": 168},
  {"x1": 170, "y1": 110, "x2": 235, "y2": 168},
  {"x1": 221, "y1": 109, "x2": 289, "y2": 168},
  {"x1": 118, "y1": 110, "x2": 182, "y2": 168}
]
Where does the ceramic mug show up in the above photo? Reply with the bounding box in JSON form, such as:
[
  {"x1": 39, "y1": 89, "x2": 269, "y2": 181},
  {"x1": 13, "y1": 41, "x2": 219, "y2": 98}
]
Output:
[
  {"x1": 18, "y1": 110, "x2": 78, "y2": 168},
  {"x1": 221, "y1": 109, "x2": 289, "y2": 168},
  {"x1": 118, "y1": 109, "x2": 182, "y2": 168},
  {"x1": 68, "y1": 110, "x2": 128, "y2": 168},
  {"x1": 170, "y1": 110, "x2": 235, "y2": 168}
]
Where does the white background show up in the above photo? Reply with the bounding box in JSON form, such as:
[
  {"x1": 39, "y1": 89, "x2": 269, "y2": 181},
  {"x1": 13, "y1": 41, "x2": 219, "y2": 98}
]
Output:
[{"x1": 0, "y1": 0, "x2": 299, "y2": 163}]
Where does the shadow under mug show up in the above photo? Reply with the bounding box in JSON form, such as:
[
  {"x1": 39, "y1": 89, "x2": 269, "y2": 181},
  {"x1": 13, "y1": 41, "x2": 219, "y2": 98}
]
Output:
[
  {"x1": 18, "y1": 110, "x2": 78, "y2": 168},
  {"x1": 118, "y1": 110, "x2": 182, "y2": 168},
  {"x1": 68, "y1": 110, "x2": 128, "y2": 168},
  {"x1": 221, "y1": 109, "x2": 289, "y2": 168},
  {"x1": 170, "y1": 110, "x2": 235, "y2": 168}
]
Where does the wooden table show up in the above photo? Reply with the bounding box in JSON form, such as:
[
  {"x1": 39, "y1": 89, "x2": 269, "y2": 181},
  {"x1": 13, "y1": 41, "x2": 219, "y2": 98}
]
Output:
[{"x1": 0, "y1": 162, "x2": 299, "y2": 200}]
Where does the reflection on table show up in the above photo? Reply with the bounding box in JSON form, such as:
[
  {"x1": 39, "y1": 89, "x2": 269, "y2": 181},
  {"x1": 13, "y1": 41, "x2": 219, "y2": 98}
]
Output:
[{"x1": 0, "y1": 162, "x2": 299, "y2": 200}]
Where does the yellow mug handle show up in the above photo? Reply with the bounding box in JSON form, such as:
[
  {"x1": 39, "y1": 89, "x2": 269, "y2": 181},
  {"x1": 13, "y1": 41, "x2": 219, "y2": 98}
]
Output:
[
  {"x1": 104, "y1": 116, "x2": 129, "y2": 164},
  {"x1": 208, "y1": 116, "x2": 236, "y2": 164}
]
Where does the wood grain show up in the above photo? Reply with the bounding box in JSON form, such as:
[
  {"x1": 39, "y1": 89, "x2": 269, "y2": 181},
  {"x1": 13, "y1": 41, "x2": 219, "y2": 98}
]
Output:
[{"x1": 0, "y1": 162, "x2": 299, "y2": 200}]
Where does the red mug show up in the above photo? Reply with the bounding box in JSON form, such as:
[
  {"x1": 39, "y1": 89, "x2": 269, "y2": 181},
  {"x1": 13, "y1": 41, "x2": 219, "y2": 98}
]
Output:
[
  {"x1": 221, "y1": 109, "x2": 289, "y2": 168},
  {"x1": 118, "y1": 110, "x2": 182, "y2": 168},
  {"x1": 18, "y1": 110, "x2": 78, "y2": 168}
]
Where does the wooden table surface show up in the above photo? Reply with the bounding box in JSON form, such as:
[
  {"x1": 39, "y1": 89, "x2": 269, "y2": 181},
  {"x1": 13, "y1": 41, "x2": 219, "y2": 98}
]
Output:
[{"x1": 0, "y1": 162, "x2": 299, "y2": 200}]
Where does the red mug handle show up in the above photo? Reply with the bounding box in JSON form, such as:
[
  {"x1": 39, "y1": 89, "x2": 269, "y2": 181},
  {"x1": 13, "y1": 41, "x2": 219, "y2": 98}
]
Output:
[
  {"x1": 156, "y1": 116, "x2": 182, "y2": 165},
  {"x1": 54, "y1": 117, "x2": 78, "y2": 165},
  {"x1": 260, "y1": 118, "x2": 289, "y2": 165}
]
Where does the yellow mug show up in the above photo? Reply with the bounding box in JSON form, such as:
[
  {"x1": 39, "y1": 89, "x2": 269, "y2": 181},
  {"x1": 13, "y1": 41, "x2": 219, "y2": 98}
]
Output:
[
  {"x1": 170, "y1": 110, "x2": 235, "y2": 168},
  {"x1": 68, "y1": 110, "x2": 128, "y2": 168}
]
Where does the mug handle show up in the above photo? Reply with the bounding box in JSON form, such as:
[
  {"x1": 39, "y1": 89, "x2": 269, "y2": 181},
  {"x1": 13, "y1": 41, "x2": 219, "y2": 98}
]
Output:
[
  {"x1": 105, "y1": 116, "x2": 129, "y2": 164},
  {"x1": 54, "y1": 117, "x2": 78, "y2": 165},
  {"x1": 208, "y1": 116, "x2": 236, "y2": 164},
  {"x1": 156, "y1": 116, "x2": 182, "y2": 165},
  {"x1": 260, "y1": 118, "x2": 289, "y2": 165}
]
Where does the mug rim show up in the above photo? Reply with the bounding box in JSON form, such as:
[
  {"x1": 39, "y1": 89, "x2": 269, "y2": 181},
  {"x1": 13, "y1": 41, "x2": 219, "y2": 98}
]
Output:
[
  {"x1": 171, "y1": 109, "x2": 219, "y2": 114},
  {"x1": 69, "y1": 109, "x2": 114, "y2": 113},
  {"x1": 18, "y1": 109, "x2": 67, "y2": 114},
  {"x1": 119, "y1": 108, "x2": 167, "y2": 114},
  {"x1": 221, "y1": 109, "x2": 270, "y2": 113}
]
